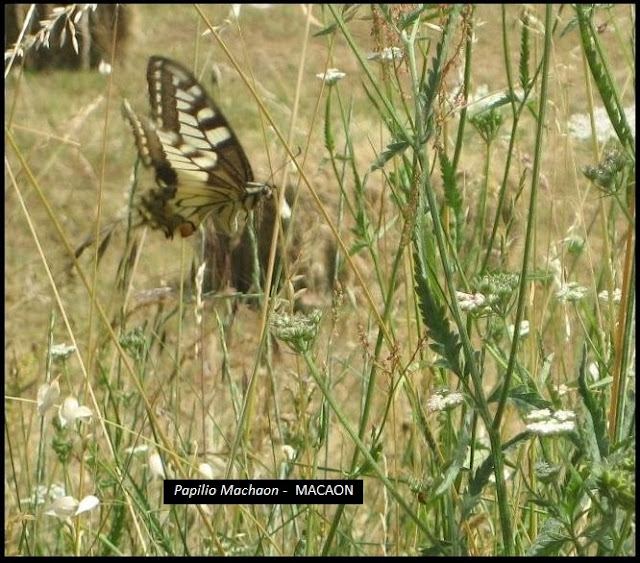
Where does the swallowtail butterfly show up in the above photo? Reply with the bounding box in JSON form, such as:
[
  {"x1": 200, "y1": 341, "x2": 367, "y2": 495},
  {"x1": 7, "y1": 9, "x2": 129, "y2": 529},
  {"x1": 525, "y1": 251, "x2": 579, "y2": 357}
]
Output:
[{"x1": 123, "y1": 56, "x2": 272, "y2": 238}]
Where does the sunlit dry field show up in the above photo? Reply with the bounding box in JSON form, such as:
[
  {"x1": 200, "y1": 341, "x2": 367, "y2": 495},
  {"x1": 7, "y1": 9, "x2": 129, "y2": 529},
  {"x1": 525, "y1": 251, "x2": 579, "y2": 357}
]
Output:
[{"x1": 5, "y1": 4, "x2": 635, "y2": 556}]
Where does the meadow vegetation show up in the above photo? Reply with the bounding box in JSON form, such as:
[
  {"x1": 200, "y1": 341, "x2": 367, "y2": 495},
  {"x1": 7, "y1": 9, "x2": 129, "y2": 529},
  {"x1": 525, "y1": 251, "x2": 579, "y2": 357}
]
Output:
[{"x1": 5, "y1": 4, "x2": 635, "y2": 556}]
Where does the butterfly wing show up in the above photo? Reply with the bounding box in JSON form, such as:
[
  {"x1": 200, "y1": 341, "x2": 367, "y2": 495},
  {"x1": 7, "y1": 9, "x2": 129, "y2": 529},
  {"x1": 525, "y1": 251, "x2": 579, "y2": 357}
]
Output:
[{"x1": 124, "y1": 56, "x2": 271, "y2": 237}]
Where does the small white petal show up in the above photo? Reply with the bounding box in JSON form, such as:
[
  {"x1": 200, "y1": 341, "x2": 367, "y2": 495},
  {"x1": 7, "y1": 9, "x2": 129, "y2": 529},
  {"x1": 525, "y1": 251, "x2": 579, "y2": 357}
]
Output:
[
  {"x1": 281, "y1": 445, "x2": 296, "y2": 461},
  {"x1": 588, "y1": 362, "x2": 600, "y2": 381},
  {"x1": 46, "y1": 496, "x2": 79, "y2": 519},
  {"x1": 76, "y1": 495, "x2": 100, "y2": 515},
  {"x1": 149, "y1": 453, "x2": 166, "y2": 478},
  {"x1": 59, "y1": 396, "x2": 93, "y2": 427},
  {"x1": 59, "y1": 397, "x2": 79, "y2": 427},
  {"x1": 98, "y1": 60, "x2": 112, "y2": 75},
  {"x1": 198, "y1": 463, "x2": 214, "y2": 480},
  {"x1": 508, "y1": 320, "x2": 529, "y2": 339}
]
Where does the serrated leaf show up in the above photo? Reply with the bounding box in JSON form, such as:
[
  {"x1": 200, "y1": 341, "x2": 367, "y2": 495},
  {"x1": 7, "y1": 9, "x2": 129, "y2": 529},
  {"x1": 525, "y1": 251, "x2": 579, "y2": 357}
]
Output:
[
  {"x1": 527, "y1": 517, "x2": 569, "y2": 556},
  {"x1": 413, "y1": 253, "x2": 464, "y2": 378}
]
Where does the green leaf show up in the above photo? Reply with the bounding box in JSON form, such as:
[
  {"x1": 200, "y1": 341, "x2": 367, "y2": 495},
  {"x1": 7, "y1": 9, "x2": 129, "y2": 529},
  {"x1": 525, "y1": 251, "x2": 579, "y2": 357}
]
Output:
[
  {"x1": 577, "y1": 343, "x2": 609, "y2": 460},
  {"x1": 527, "y1": 517, "x2": 569, "y2": 556}
]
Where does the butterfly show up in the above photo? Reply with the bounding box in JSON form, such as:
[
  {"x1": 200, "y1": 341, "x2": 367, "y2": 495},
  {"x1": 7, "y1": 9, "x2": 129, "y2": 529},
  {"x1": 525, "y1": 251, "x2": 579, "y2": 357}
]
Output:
[{"x1": 122, "y1": 56, "x2": 273, "y2": 238}]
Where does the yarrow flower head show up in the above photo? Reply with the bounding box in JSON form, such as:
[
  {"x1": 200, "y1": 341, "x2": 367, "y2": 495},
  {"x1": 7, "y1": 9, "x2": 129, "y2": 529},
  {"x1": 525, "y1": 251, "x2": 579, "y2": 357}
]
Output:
[
  {"x1": 367, "y1": 46, "x2": 403, "y2": 63},
  {"x1": 456, "y1": 291, "x2": 487, "y2": 312},
  {"x1": 427, "y1": 389, "x2": 464, "y2": 412},
  {"x1": 598, "y1": 288, "x2": 621, "y2": 303},
  {"x1": 472, "y1": 271, "x2": 519, "y2": 315},
  {"x1": 316, "y1": 68, "x2": 346, "y2": 86},
  {"x1": 525, "y1": 408, "x2": 576, "y2": 436},
  {"x1": 21, "y1": 483, "x2": 66, "y2": 507},
  {"x1": 51, "y1": 343, "x2": 76, "y2": 360},
  {"x1": 568, "y1": 104, "x2": 635, "y2": 143},
  {"x1": 556, "y1": 282, "x2": 589, "y2": 303}
]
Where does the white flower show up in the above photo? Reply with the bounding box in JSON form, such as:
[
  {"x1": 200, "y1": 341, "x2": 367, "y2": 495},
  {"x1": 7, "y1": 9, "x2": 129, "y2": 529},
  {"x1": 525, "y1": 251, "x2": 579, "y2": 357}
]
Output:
[
  {"x1": 568, "y1": 104, "x2": 635, "y2": 142},
  {"x1": 76, "y1": 495, "x2": 100, "y2": 515},
  {"x1": 45, "y1": 496, "x2": 78, "y2": 518},
  {"x1": 508, "y1": 320, "x2": 530, "y2": 339},
  {"x1": 553, "y1": 410, "x2": 576, "y2": 422},
  {"x1": 588, "y1": 362, "x2": 600, "y2": 381},
  {"x1": 37, "y1": 380, "x2": 60, "y2": 416},
  {"x1": 427, "y1": 391, "x2": 464, "y2": 412},
  {"x1": 367, "y1": 46, "x2": 403, "y2": 63},
  {"x1": 281, "y1": 445, "x2": 296, "y2": 461},
  {"x1": 58, "y1": 396, "x2": 93, "y2": 428},
  {"x1": 316, "y1": 68, "x2": 346, "y2": 85},
  {"x1": 598, "y1": 288, "x2": 621, "y2": 303},
  {"x1": 44, "y1": 494, "x2": 99, "y2": 519},
  {"x1": 149, "y1": 452, "x2": 166, "y2": 479},
  {"x1": 198, "y1": 463, "x2": 214, "y2": 480},
  {"x1": 457, "y1": 291, "x2": 486, "y2": 311},
  {"x1": 525, "y1": 408, "x2": 577, "y2": 436},
  {"x1": 21, "y1": 483, "x2": 66, "y2": 506},
  {"x1": 51, "y1": 343, "x2": 76, "y2": 360},
  {"x1": 526, "y1": 409, "x2": 552, "y2": 422},
  {"x1": 98, "y1": 60, "x2": 112, "y2": 75},
  {"x1": 555, "y1": 282, "x2": 588, "y2": 302},
  {"x1": 526, "y1": 419, "x2": 576, "y2": 436}
]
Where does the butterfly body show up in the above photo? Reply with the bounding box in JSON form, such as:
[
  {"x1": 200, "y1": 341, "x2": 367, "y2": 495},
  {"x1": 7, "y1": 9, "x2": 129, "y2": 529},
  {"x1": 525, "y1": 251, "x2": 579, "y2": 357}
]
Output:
[{"x1": 123, "y1": 56, "x2": 272, "y2": 238}]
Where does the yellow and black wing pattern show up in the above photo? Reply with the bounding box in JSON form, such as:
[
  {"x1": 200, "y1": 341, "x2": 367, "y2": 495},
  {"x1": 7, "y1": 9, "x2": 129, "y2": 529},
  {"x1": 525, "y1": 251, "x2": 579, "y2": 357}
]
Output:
[{"x1": 123, "y1": 56, "x2": 272, "y2": 238}]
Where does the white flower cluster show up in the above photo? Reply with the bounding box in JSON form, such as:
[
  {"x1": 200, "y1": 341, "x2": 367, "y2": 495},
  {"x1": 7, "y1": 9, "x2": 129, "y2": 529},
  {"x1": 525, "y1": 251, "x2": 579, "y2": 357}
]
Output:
[
  {"x1": 525, "y1": 408, "x2": 576, "y2": 436},
  {"x1": 316, "y1": 68, "x2": 346, "y2": 85},
  {"x1": 367, "y1": 46, "x2": 403, "y2": 63},
  {"x1": 427, "y1": 390, "x2": 464, "y2": 412},
  {"x1": 456, "y1": 291, "x2": 487, "y2": 312}
]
